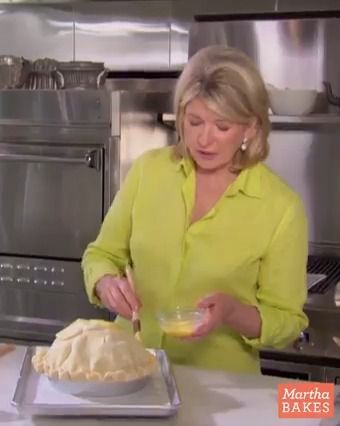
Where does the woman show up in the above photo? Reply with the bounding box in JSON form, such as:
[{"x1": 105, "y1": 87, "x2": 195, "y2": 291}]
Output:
[{"x1": 82, "y1": 45, "x2": 308, "y2": 374}]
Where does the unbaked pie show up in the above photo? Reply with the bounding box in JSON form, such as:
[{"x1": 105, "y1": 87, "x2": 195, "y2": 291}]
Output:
[{"x1": 32, "y1": 319, "x2": 156, "y2": 382}]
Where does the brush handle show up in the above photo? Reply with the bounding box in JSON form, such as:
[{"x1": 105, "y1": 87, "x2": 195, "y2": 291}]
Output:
[
  {"x1": 132, "y1": 310, "x2": 142, "y2": 342},
  {"x1": 125, "y1": 265, "x2": 142, "y2": 342},
  {"x1": 125, "y1": 265, "x2": 136, "y2": 291}
]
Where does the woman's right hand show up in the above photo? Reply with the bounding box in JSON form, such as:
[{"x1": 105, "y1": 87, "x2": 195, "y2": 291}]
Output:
[{"x1": 95, "y1": 275, "x2": 142, "y2": 319}]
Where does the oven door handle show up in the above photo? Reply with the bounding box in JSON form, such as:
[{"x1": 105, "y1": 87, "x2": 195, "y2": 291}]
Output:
[{"x1": 0, "y1": 149, "x2": 101, "y2": 170}]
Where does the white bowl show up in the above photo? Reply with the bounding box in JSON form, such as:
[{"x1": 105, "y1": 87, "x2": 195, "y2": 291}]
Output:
[
  {"x1": 49, "y1": 375, "x2": 150, "y2": 397},
  {"x1": 268, "y1": 88, "x2": 318, "y2": 116}
]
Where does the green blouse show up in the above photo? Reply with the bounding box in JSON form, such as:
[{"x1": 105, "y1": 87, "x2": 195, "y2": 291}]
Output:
[{"x1": 82, "y1": 147, "x2": 308, "y2": 374}]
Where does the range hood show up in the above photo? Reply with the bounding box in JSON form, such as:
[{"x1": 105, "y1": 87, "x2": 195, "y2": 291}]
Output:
[
  {"x1": 0, "y1": 0, "x2": 339, "y2": 72},
  {"x1": 176, "y1": 0, "x2": 340, "y2": 17},
  {"x1": 1, "y1": 0, "x2": 340, "y2": 12}
]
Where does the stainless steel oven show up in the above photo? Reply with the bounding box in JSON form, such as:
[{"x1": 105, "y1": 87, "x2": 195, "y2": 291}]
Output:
[
  {"x1": 260, "y1": 317, "x2": 340, "y2": 383},
  {"x1": 260, "y1": 358, "x2": 326, "y2": 382},
  {"x1": 0, "y1": 90, "x2": 113, "y2": 343},
  {"x1": 0, "y1": 84, "x2": 177, "y2": 344}
]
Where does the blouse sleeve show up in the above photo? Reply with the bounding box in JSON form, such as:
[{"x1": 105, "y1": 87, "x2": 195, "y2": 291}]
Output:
[
  {"x1": 81, "y1": 156, "x2": 142, "y2": 306},
  {"x1": 243, "y1": 195, "x2": 309, "y2": 349}
]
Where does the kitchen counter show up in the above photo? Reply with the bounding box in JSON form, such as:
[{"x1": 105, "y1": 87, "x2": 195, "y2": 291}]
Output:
[{"x1": 0, "y1": 346, "x2": 339, "y2": 426}]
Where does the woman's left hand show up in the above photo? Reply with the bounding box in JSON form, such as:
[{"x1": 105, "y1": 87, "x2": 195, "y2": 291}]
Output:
[{"x1": 185, "y1": 293, "x2": 239, "y2": 340}]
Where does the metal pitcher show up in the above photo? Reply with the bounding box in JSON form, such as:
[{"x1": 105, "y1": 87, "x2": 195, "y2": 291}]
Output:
[
  {"x1": 323, "y1": 81, "x2": 340, "y2": 107},
  {"x1": 0, "y1": 56, "x2": 31, "y2": 89}
]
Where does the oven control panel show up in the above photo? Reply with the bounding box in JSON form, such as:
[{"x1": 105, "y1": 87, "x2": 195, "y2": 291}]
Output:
[{"x1": 0, "y1": 256, "x2": 82, "y2": 293}]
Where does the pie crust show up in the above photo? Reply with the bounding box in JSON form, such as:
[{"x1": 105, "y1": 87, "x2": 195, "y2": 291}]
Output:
[{"x1": 32, "y1": 319, "x2": 156, "y2": 382}]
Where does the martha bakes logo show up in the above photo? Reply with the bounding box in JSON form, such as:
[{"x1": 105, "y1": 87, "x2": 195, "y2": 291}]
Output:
[{"x1": 278, "y1": 382, "x2": 334, "y2": 418}]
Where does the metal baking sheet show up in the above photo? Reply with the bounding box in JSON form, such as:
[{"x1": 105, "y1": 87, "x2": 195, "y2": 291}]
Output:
[{"x1": 11, "y1": 347, "x2": 181, "y2": 417}]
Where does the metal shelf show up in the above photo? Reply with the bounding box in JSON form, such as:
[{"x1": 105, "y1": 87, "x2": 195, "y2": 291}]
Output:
[
  {"x1": 270, "y1": 114, "x2": 340, "y2": 130},
  {"x1": 159, "y1": 113, "x2": 340, "y2": 130}
]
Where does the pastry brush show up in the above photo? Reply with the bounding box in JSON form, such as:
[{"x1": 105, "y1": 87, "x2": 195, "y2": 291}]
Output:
[{"x1": 125, "y1": 265, "x2": 142, "y2": 342}]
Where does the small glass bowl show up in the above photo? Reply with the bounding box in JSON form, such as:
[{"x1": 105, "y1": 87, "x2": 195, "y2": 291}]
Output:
[{"x1": 157, "y1": 308, "x2": 205, "y2": 337}]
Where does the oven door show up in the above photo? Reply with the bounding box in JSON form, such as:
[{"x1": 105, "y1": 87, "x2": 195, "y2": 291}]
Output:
[
  {"x1": 261, "y1": 358, "x2": 326, "y2": 381},
  {"x1": 0, "y1": 143, "x2": 103, "y2": 259},
  {"x1": 325, "y1": 367, "x2": 340, "y2": 384}
]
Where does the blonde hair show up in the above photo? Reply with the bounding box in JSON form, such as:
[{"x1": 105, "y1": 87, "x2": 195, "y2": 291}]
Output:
[{"x1": 174, "y1": 45, "x2": 270, "y2": 171}]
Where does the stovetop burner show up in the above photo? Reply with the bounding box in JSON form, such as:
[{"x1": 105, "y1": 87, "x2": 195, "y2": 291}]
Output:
[{"x1": 307, "y1": 255, "x2": 340, "y2": 294}]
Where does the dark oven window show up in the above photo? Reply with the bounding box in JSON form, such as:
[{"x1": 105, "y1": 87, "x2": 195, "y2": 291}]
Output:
[{"x1": 261, "y1": 368, "x2": 310, "y2": 381}]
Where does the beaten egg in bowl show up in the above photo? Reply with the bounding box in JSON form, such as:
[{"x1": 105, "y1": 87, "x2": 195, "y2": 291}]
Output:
[{"x1": 157, "y1": 309, "x2": 205, "y2": 337}]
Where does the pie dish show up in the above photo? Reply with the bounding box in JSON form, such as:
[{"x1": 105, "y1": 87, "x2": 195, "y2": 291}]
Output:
[{"x1": 32, "y1": 319, "x2": 156, "y2": 384}]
